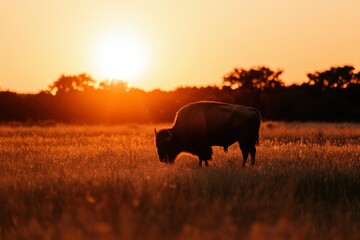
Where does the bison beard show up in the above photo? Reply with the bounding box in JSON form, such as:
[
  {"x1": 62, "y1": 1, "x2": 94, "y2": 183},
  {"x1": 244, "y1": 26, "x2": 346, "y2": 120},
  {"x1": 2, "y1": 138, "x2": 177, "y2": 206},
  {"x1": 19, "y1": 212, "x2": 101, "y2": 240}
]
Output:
[{"x1": 155, "y1": 101, "x2": 261, "y2": 167}]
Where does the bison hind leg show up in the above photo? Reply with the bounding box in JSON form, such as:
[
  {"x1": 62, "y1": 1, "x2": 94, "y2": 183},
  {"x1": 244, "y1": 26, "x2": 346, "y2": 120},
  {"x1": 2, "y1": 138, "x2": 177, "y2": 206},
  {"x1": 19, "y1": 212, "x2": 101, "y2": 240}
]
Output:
[
  {"x1": 250, "y1": 145, "x2": 256, "y2": 166},
  {"x1": 239, "y1": 142, "x2": 249, "y2": 167},
  {"x1": 239, "y1": 141, "x2": 257, "y2": 167}
]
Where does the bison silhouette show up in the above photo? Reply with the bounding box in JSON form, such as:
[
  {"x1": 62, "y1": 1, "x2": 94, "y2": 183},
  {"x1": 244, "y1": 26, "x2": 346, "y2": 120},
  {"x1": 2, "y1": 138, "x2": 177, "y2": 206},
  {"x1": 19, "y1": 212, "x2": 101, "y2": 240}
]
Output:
[{"x1": 155, "y1": 101, "x2": 261, "y2": 167}]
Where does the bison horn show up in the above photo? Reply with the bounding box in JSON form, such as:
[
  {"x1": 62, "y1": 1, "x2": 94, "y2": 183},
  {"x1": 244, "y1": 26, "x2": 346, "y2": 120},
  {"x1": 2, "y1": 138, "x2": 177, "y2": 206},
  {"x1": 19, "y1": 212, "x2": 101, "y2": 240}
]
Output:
[{"x1": 154, "y1": 128, "x2": 157, "y2": 134}]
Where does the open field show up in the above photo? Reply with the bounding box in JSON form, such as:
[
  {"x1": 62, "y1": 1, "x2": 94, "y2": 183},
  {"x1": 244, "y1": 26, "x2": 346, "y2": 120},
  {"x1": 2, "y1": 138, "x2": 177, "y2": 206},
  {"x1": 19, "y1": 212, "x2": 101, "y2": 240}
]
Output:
[{"x1": 0, "y1": 122, "x2": 359, "y2": 239}]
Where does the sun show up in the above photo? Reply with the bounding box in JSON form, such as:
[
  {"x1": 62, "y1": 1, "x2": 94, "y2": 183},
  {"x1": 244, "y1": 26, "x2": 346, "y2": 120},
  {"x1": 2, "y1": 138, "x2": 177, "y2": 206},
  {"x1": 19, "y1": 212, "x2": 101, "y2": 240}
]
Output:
[{"x1": 94, "y1": 35, "x2": 147, "y2": 82}]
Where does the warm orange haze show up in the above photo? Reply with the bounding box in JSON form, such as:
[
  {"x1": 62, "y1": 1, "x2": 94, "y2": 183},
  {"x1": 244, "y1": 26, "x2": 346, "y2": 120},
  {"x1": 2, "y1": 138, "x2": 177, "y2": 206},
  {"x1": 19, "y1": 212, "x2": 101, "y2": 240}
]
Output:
[
  {"x1": 1, "y1": 0, "x2": 360, "y2": 92},
  {"x1": 1, "y1": 1, "x2": 360, "y2": 239}
]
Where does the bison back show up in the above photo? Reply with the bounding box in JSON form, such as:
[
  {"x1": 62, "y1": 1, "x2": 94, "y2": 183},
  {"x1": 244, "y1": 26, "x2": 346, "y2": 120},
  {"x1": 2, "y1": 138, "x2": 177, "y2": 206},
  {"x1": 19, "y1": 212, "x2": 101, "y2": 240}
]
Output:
[{"x1": 172, "y1": 101, "x2": 261, "y2": 148}]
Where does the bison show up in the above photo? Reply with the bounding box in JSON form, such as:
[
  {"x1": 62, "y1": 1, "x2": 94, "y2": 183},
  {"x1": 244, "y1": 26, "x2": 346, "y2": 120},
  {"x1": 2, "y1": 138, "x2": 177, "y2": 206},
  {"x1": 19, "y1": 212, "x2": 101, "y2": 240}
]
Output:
[{"x1": 155, "y1": 101, "x2": 261, "y2": 167}]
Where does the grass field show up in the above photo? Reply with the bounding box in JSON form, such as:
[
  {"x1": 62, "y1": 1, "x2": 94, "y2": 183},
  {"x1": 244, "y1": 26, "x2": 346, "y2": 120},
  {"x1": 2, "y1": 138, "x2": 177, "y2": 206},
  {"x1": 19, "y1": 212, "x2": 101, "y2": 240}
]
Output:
[{"x1": 0, "y1": 122, "x2": 359, "y2": 239}]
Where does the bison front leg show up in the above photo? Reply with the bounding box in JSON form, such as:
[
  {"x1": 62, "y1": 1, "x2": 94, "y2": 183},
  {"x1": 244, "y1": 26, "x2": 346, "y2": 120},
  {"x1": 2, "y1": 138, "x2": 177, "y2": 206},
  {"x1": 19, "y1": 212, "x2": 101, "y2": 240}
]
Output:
[
  {"x1": 198, "y1": 159, "x2": 203, "y2": 168},
  {"x1": 198, "y1": 159, "x2": 209, "y2": 168},
  {"x1": 197, "y1": 146, "x2": 212, "y2": 168}
]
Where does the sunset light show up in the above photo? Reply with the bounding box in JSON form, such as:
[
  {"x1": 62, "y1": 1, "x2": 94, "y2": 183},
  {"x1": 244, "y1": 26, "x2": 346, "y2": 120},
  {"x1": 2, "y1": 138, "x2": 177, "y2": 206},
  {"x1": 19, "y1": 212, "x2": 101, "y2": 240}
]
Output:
[
  {"x1": 1, "y1": 1, "x2": 360, "y2": 239},
  {"x1": 1, "y1": 1, "x2": 360, "y2": 92},
  {"x1": 93, "y1": 34, "x2": 148, "y2": 83}
]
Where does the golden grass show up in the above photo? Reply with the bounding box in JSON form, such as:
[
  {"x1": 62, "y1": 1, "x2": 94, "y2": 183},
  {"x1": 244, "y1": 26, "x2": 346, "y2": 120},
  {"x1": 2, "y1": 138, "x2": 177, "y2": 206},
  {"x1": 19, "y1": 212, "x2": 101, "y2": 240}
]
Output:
[{"x1": 0, "y1": 122, "x2": 359, "y2": 239}]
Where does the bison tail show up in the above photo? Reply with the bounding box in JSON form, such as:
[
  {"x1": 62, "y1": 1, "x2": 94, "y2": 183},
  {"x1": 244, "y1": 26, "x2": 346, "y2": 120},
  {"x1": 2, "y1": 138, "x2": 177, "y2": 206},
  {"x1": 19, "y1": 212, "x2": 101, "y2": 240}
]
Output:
[
  {"x1": 253, "y1": 108, "x2": 261, "y2": 146},
  {"x1": 255, "y1": 132, "x2": 260, "y2": 145}
]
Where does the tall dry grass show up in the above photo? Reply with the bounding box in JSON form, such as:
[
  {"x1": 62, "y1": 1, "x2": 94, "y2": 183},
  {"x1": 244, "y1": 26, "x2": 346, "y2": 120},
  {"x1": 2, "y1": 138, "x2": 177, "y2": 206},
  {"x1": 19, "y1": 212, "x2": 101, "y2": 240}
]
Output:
[{"x1": 0, "y1": 122, "x2": 359, "y2": 239}]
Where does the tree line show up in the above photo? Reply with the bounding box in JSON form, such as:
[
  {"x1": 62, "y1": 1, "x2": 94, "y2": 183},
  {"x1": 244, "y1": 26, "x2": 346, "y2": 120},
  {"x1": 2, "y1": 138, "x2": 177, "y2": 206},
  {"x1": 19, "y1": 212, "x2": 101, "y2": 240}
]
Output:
[{"x1": 1, "y1": 65, "x2": 359, "y2": 123}]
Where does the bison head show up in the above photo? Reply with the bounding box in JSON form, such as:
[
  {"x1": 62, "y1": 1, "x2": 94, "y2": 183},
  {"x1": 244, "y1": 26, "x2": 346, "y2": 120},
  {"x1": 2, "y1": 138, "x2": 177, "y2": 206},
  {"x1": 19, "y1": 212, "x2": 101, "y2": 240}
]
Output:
[{"x1": 154, "y1": 128, "x2": 179, "y2": 164}]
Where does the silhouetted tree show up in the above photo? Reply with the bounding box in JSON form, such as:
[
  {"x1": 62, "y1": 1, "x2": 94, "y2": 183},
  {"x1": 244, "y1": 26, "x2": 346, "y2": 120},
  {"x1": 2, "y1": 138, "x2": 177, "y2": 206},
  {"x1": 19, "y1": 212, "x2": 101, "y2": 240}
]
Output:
[
  {"x1": 1, "y1": 65, "x2": 360, "y2": 123},
  {"x1": 49, "y1": 73, "x2": 95, "y2": 95},
  {"x1": 306, "y1": 65, "x2": 359, "y2": 90},
  {"x1": 355, "y1": 71, "x2": 360, "y2": 83},
  {"x1": 98, "y1": 80, "x2": 128, "y2": 92},
  {"x1": 223, "y1": 66, "x2": 284, "y2": 91}
]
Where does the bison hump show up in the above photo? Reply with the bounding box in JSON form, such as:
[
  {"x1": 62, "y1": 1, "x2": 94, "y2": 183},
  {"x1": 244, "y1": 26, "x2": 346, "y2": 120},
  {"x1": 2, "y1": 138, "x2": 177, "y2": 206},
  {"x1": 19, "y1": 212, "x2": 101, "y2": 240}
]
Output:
[{"x1": 172, "y1": 104, "x2": 207, "y2": 144}]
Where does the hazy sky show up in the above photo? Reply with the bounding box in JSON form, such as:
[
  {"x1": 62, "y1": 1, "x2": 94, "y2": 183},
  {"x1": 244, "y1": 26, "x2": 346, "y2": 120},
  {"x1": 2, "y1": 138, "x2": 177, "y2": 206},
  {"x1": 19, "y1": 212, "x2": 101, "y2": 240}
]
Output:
[{"x1": 1, "y1": 0, "x2": 360, "y2": 93}]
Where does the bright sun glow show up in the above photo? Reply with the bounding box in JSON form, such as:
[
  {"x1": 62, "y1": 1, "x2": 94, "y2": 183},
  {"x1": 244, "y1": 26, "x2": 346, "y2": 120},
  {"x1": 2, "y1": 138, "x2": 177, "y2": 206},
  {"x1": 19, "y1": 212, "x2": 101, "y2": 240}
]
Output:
[{"x1": 94, "y1": 35, "x2": 147, "y2": 82}]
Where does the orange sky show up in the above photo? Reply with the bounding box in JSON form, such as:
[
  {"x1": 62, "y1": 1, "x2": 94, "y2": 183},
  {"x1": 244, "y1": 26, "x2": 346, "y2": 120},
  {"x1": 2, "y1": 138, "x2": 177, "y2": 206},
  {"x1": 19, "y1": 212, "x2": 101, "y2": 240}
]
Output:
[{"x1": 1, "y1": 0, "x2": 360, "y2": 93}]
